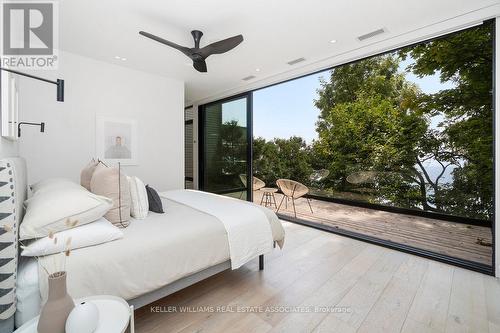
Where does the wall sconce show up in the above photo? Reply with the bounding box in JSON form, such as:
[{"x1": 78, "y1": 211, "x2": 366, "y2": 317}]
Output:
[
  {"x1": 18, "y1": 122, "x2": 45, "y2": 137},
  {"x1": 0, "y1": 67, "x2": 64, "y2": 102}
]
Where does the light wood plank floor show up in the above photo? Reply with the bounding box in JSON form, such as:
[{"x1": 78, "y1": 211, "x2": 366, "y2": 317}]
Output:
[
  {"x1": 135, "y1": 222, "x2": 500, "y2": 333},
  {"x1": 253, "y1": 192, "x2": 492, "y2": 266}
]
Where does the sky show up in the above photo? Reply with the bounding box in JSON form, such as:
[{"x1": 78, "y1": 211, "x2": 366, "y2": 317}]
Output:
[
  {"x1": 252, "y1": 56, "x2": 455, "y2": 144},
  {"x1": 221, "y1": 98, "x2": 247, "y2": 126}
]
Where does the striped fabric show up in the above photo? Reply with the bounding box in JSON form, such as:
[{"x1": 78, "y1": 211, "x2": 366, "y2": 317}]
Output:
[{"x1": 0, "y1": 159, "x2": 25, "y2": 321}]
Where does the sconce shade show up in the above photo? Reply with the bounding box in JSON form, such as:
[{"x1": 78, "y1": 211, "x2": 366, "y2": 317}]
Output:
[{"x1": 57, "y1": 79, "x2": 64, "y2": 102}]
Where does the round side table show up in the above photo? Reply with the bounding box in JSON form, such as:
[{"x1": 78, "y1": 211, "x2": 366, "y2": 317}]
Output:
[
  {"x1": 14, "y1": 295, "x2": 134, "y2": 333},
  {"x1": 260, "y1": 187, "x2": 278, "y2": 209}
]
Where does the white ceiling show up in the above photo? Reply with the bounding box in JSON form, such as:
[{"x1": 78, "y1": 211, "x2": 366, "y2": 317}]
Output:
[{"x1": 59, "y1": 0, "x2": 500, "y2": 104}]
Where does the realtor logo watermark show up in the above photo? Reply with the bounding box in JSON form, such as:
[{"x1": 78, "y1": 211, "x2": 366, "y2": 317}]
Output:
[{"x1": 1, "y1": 1, "x2": 59, "y2": 69}]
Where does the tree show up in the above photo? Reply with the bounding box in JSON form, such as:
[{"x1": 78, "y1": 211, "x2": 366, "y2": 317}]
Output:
[
  {"x1": 312, "y1": 21, "x2": 493, "y2": 219},
  {"x1": 399, "y1": 21, "x2": 494, "y2": 219},
  {"x1": 314, "y1": 55, "x2": 441, "y2": 209},
  {"x1": 253, "y1": 136, "x2": 313, "y2": 186}
]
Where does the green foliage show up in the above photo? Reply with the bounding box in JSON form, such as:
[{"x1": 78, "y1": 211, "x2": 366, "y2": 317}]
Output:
[
  {"x1": 311, "y1": 22, "x2": 494, "y2": 219},
  {"x1": 207, "y1": 120, "x2": 247, "y2": 192},
  {"x1": 398, "y1": 21, "x2": 494, "y2": 219},
  {"x1": 252, "y1": 22, "x2": 493, "y2": 220},
  {"x1": 220, "y1": 120, "x2": 247, "y2": 173},
  {"x1": 312, "y1": 55, "x2": 435, "y2": 209},
  {"x1": 253, "y1": 136, "x2": 313, "y2": 187}
]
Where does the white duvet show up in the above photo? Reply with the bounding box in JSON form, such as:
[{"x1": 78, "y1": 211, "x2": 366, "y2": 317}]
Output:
[
  {"x1": 35, "y1": 191, "x2": 285, "y2": 305},
  {"x1": 162, "y1": 190, "x2": 274, "y2": 269}
]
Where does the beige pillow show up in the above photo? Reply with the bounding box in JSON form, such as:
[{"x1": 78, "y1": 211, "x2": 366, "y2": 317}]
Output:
[
  {"x1": 81, "y1": 159, "x2": 99, "y2": 190},
  {"x1": 90, "y1": 163, "x2": 131, "y2": 227}
]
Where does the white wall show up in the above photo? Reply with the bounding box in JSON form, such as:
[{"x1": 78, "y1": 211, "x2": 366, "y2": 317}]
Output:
[
  {"x1": 17, "y1": 51, "x2": 184, "y2": 190},
  {"x1": 0, "y1": 138, "x2": 18, "y2": 158},
  {"x1": 0, "y1": 72, "x2": 19, "y2": 158}
]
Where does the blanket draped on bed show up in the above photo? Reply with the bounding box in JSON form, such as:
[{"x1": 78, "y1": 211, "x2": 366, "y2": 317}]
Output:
[{"x1": 161, "y1": 190, "x2": 274, "y2": 269}]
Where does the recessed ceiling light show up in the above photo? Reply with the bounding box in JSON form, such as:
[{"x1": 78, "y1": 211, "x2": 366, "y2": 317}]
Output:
[
  {"x1": 114, "y1": 56, "x2": 121, "y2": 59},
  {"x1": 255, "y1": 68, "x2": 261, "y2": 72},
  {"x1": 114, "y1": 56, "x2": 127, "y2": 61},
  {"x1": 121, "y1": 58, "x2": 127, "y2": 61},
  {"x1": 330, "y1": 39, "x2": 337, "y2": 44}
]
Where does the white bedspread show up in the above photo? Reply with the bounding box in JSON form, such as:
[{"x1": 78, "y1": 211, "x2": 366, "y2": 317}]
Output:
[
  {"x1": 33, "y1": 192, "x2": 284, "y2": 310},
  {"x1": 161, "y1": 190, "x2": 274, "y2": 269}
]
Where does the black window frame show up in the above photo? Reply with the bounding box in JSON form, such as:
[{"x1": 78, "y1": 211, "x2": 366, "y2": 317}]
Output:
[{"x1": 198, "y1": 92, "x2": 254, "y2": 201}]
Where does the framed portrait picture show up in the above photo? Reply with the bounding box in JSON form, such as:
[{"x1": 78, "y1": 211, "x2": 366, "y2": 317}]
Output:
[{"x1": 96, "y1": 116, "x2": 138, "y2": 165}]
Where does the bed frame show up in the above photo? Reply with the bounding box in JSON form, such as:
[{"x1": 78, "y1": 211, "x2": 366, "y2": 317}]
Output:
[
  {"x1": 129, "y1": 255, "x2": 264, "y2": 309},
  {"x1": 3, "y1": 157, "x2": 267, "y2": 332}
]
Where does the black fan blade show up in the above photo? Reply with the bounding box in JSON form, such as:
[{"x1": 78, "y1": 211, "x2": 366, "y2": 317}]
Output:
[
  {"x1": 139, "y1": 31, "x2": 191, "y2": 56},
  {"x1": 193, "y1": 60, "x2": 207, "y2": 72},
  {"x1": 200, "y1": 35, "x2": 243, "y2": 57}
]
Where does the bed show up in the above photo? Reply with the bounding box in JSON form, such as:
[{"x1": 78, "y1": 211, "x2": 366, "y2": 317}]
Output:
[{"x1": 6, "y1": 158, "x2": 285, "y2": 329}]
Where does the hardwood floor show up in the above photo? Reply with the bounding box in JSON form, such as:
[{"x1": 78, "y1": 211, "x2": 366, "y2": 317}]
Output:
[{"x1": 134, "y1": 222, "x2": 500, "y2": 333}]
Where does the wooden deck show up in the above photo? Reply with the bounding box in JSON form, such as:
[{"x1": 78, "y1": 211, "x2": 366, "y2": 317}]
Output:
[
  {"x1": 254, "y1": 191, "x2": 492, "y2": 266},
  {"x1": 135, "y1": 222, "x2": 500, "y2": 333}
]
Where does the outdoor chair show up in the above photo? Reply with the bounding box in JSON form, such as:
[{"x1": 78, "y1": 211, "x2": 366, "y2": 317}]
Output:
[
  {"x1": 310, "y1": 169, "x2": 330, "y2": 183},
  {"x1": 346, "y1": 171, "x2": 378, "y2": 194},
  {"x1": 309, "y1": 169, "x2": 330, "y2": 189},
  {"x1": 239, "y1": 174, "x2": 266, "y2": 199},
  {"x1": 276, "y1": 179, "x2": 313, "y2": 218}
]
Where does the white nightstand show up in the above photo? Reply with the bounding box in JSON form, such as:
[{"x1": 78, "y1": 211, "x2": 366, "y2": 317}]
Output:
[{"x1": 15, "y1": 295, "x2": 134, "y2": 333}]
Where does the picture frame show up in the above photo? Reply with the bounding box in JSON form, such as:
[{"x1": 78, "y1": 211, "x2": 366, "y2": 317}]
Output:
[{"x1": 96, "y1": 116, "x2": 138, "y2": 165}]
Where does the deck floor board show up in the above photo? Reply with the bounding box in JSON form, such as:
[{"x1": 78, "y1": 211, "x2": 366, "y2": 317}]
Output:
[{"x1": 254, "y1": 192, "x2": 492, "y2": 266}]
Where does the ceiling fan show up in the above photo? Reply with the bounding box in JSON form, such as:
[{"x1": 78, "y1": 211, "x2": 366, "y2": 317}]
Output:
[{"x1": 139, "y1": 30, "x2": 243, "y2": 73}]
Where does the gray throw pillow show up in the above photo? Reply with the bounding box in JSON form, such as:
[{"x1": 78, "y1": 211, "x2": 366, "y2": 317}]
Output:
[{"x1": 145, "y1": 185, "x2": 164, "y2": 213}]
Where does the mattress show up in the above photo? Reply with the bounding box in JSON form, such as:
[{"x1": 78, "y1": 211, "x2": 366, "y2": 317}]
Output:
[{"x1": 17, "y1": 196, "x2": 284, "y2": 326}]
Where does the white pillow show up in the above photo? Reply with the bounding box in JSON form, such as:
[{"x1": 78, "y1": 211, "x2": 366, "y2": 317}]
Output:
[
  {"x1": 21, "y1": 217, "x2": 123, "y2": 256},
  {"x1": 128, "y1": 176, "x2": 149, "y2": 219},
  {"x1": 29, "y1": 178, "x2": 81, "y2": 197},
  {"x1": 20, "y1": 178, "x2": 113, "y2": 240}
]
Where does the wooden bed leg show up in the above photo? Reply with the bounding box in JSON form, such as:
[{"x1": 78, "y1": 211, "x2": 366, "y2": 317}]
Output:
[{"x1": 259, "y1": 254, "x2": 264, "y2": 271}]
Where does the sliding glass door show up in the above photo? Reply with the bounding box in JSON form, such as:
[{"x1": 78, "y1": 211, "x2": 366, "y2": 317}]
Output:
[
  {"x1": 199, "y1": 94, "x2": 252, "y2": 200},
  {"x1": 249, "y1": 20, "x2": 494, "y2": 273},
  {"x1": 198, "y1": 21, "x2": 495, "y2": 274}
]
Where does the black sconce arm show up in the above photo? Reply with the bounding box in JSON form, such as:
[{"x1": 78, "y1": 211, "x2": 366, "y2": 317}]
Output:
[
  {"x1": 0, "y1": 67, "x2": 64, "y2": 102},
  {"x1": 18, "y1": 122, "x2": 45, "y2": 137}
]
